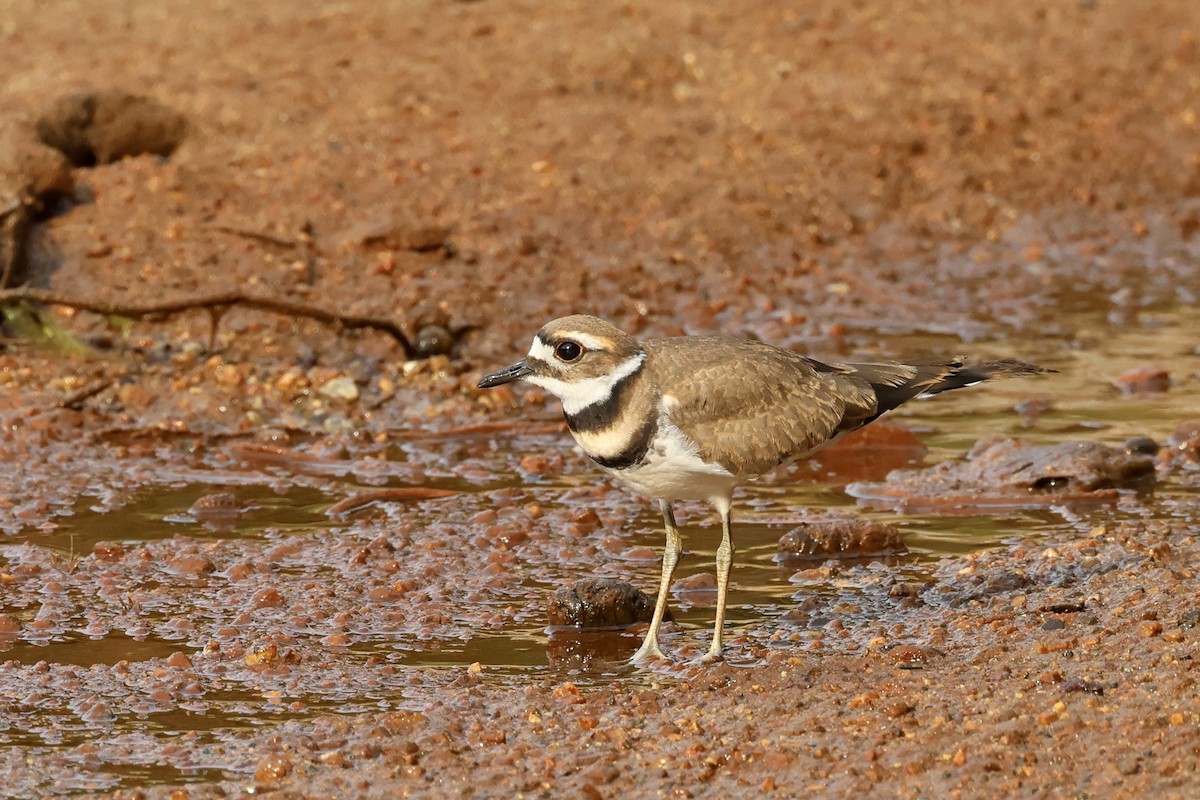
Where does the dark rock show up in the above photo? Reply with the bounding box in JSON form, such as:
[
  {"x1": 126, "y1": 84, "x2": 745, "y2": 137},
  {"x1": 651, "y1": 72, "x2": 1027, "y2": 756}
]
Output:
[
  {"x1": 546, "y1": 578, "x2": 665, "y2": 629},
  {"x1": 777, "y1": 519, "x2": 907, "y2": 560},
  {"x1": 1176, "y1": 607, "x2": 1200, "y2": 629},
  {"x1": 1039, "y1": 601, "x2": 1086, "y2": 614},
  {"x1": 1041, "y1": 617, "x2": 1067, "y2": 631},
  {"x1": 887, "y1": 582, "x2": 922, "y2": 599},
  {"x1": 1121, "y1": 436, "x2": 1159, "y2": 456},
  {"x1": 409, "y1": 306, "x2": 457, "y2": 358},
  {"x1": 36, "y1": 89, "x2": 187, "y2": 166},
  {"x1": 1062, "y1": 677, "x2": 1105, "y2": 695}
]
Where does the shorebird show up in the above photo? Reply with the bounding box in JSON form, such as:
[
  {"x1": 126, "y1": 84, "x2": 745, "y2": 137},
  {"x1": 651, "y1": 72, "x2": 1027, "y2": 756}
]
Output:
[{"x1": 478, "y1": 315, "x2": 1048, "y2": 663}]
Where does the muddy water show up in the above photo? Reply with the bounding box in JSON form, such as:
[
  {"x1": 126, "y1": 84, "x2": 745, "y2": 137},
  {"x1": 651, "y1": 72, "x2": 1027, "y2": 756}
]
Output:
[
  {"x1": 0, "y1": 306, "x2": 1196, "y2": 792},
  {"x1": 445, "y1": 304, "x2": 1198, "y2": 669}
]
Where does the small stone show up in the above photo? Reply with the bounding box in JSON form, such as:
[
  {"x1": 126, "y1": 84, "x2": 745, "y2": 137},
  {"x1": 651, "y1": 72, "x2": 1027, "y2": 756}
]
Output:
[
  {"x1": 168, "y1": 555, "x2": 214, "y2": 578},
  {"x1": 165, "y1": 651, "x2": 192, "y2": 669},
  {"x1": 318, "y1": 376, "x2": 360, "y2": 402},
  {"x1": 672, "y1": 572, "x2": 717, "y2": 593},
  {"x1": 1122, "y1": 435, "x2": 1160, "y2": 455},
  {"x1": 189, "y1": 491, "x2": 242, "y2": 521},
  {"x1": 245, "y1": 643, "x2": 279, "y2": 666},
  {"x1": 1061, "y1": 678, "x2": 1104, "y2": 695},
  {"x1": 252, "y1": 588, "x2": 284, "y2": 608},
  {"x1": 92, "y1": 541, "x2": 126, "y2": 560},
  {"x1": 886, "y1": 644, "x2": 934, "y2": 667},
  {"x1": 585, "y1": 764, "x2": 619, "y2": 785},
  {"x1": 255, "y1": 755, "x2": 292, "y2": 781},
  {"x1": 1112, "y1": 366, "x2": 1170, "y2": 394},
  {"x1": 1139, "y1": 621, "x2": 1164, "y2": 638},
  {"x1": 1042, "y1": 617, "x2": 1067, "y2": 631}
]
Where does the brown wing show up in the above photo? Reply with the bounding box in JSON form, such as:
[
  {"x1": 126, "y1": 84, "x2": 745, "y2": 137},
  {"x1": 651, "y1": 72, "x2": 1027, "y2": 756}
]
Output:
[
  {"x1": 645, "y1": 335, "x2": 1048, "y2": 478},
  {"x1": 646, "y1": 337, "x2": 886, "y2": 477}
]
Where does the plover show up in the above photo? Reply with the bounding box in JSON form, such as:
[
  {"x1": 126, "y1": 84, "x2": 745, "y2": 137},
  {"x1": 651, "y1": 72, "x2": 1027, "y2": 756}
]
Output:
[{"x1": 478, "y1": 315, "x2": 1049, "y2": 663}]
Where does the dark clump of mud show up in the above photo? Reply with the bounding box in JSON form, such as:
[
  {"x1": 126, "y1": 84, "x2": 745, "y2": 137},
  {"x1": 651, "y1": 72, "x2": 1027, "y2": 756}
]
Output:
[
  {"x1": 776, "y1": 518, "x2": 908, "y2": 560},
  {"x1": 35, "y1": 89, "x2": 187, "y2": 168},
  {"x1": 848, "y1": 437, "x2": 1157, "y2": 511},
  {"x1": 547, "y1": 577, "x2": 663, "y2": 629}
]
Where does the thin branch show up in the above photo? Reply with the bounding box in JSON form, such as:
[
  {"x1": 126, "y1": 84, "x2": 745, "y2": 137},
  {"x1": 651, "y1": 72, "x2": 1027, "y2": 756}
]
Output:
[
  {"x1": 392, "y1": 419, "x2": 567, "y2": 440},
  {"x1": 210, "y1": 224, "x2": 304, "y2": 249},
  {"x1": 326, "y1": 487, "x2": 459, "y2": 516},
  {"x1": 0, "y1": 287, "x2": 415, "y2": 358},
  {"x1": 59, "y1": 374, "x2": 123, "y2": 409}
]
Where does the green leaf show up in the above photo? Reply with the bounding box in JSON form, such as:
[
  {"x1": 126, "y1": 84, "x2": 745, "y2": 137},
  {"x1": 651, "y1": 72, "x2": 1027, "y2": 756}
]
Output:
[
  {"x1": 0, "y1": 301, "x2": 91, "y2": 355},
  {"x1": 105, "y1": 314, "x2": 136, "y2": 337}
]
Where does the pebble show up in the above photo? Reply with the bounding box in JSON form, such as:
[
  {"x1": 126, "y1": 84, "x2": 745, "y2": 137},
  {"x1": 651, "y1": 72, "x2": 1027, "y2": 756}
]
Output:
[
  {"x1": 318, "y1": 376, "x2": 360, "y2": 402},
  {"x1": 1111, "y1": 366, "x2": 1170, "y2": 394},
  {"x1": 255, "y1": 755, "x2": 292, "y2": 781}
]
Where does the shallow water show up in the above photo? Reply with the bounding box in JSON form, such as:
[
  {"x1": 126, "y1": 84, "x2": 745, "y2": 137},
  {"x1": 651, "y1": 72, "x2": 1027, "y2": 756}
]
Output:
[{"x1": 0, "y1": 305, "x2": 1195, "y2": 791}]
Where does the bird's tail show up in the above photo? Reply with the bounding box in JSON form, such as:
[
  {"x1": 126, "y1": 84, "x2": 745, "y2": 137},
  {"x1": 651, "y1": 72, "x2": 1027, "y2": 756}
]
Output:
[
  {"x1": 918, "y1": 358, "x2": 1054, "y2": 398},
  {"x1": 839, "y1": 358, "x2": 1054, "y2": 427}
]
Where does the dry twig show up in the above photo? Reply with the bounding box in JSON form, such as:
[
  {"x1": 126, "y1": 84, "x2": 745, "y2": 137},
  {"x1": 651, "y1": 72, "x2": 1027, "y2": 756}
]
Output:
[
  {"x1": 0, "y1": 287, "x2": 415, "y2": 357},
  {"x1": 326, "y1": 487, "x2": 458, "y2": 516}
]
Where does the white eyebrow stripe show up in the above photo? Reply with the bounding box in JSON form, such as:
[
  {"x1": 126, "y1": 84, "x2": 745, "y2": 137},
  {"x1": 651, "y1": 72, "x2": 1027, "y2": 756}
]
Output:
[{"x1": 531, "y1": 331, "x2": 611, "y2": 354}]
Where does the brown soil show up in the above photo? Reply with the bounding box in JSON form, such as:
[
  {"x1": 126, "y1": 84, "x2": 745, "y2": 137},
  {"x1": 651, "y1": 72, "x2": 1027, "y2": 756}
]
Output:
[{"x1": 2, "y1": 1, "x2": 1199, "y2": 798}]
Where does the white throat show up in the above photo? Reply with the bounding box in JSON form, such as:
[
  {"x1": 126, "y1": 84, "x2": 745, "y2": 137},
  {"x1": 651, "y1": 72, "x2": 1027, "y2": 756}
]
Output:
[{"x1": 525, "y1": 344, "x2": 646, "y2": 416}]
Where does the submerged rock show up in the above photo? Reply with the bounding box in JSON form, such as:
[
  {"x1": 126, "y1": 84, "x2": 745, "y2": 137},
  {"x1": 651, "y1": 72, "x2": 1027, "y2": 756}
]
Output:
[
  {"x1": 777, "y1": 519, "x2": 908, "y2": 560},
  {"x1": 847, "y1": 437, "x2": 1156, "y2": 511},
  {"x1": 1111, "y1": 366, "x2": 1170, "y2": 395},
  {"x1": 547, "y1": 578, "x2": 665, "y2": 629},
  {"x1": 189, "y1": 491, "x2": 242, "y2": 520},
  {"x1": 671, "y1": 572, "x2": 718, "y2": 608},
  {"x1": 1162, "y1": 420, "x2": 1200, "y2": 472}
]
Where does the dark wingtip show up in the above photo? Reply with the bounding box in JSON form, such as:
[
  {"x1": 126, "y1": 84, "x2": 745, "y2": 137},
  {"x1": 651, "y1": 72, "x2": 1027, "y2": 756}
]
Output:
[{"x1": 974, "y1": 359, "x2": 1058, "y2": 377}]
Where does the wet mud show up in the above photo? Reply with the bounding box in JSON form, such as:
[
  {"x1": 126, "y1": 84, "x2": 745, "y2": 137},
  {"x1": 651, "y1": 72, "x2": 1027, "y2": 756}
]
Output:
[
  {"x1": 846, "y1": 437, "x2": 1158, "y2": 511},
  {"x1": 2, "y1": 1, "x2": 1200, "y2": 797}
]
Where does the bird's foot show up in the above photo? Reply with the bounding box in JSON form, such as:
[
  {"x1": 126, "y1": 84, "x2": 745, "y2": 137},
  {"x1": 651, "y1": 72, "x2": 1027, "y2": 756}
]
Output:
[
  {"x1": 690, "y1": 647, "x2": 724, "y2": 666},
  {"x1": 629, "y1": 640, "x2": 670, "y2": 665}
]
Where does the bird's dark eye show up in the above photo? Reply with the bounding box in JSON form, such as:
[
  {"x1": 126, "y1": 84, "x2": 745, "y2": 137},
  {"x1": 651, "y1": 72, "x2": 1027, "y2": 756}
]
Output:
[{"x1": 554, "y1": 340, "x2": 584, "y2": 363}]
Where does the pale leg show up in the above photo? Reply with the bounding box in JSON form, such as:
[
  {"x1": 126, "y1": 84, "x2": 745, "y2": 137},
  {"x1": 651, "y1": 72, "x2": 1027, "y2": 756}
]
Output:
[
  {"x1": 630, "y1": 500, "x2": 681, "y2": 664},
  {"x1": 697, "y1": 504, "x2": 734, "y2": 663}
]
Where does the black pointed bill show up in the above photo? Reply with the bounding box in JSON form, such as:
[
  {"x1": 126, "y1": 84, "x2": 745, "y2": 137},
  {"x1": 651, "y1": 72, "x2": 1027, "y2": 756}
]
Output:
[{"x1": 477, "y1": 359, "x2": 533, "y2": 388}]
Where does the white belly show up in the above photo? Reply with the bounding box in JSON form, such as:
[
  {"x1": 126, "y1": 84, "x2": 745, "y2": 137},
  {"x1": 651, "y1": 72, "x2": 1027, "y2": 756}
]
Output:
[{"x1": 593, "y1": 420, "x2": 738, "y2": 504}]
